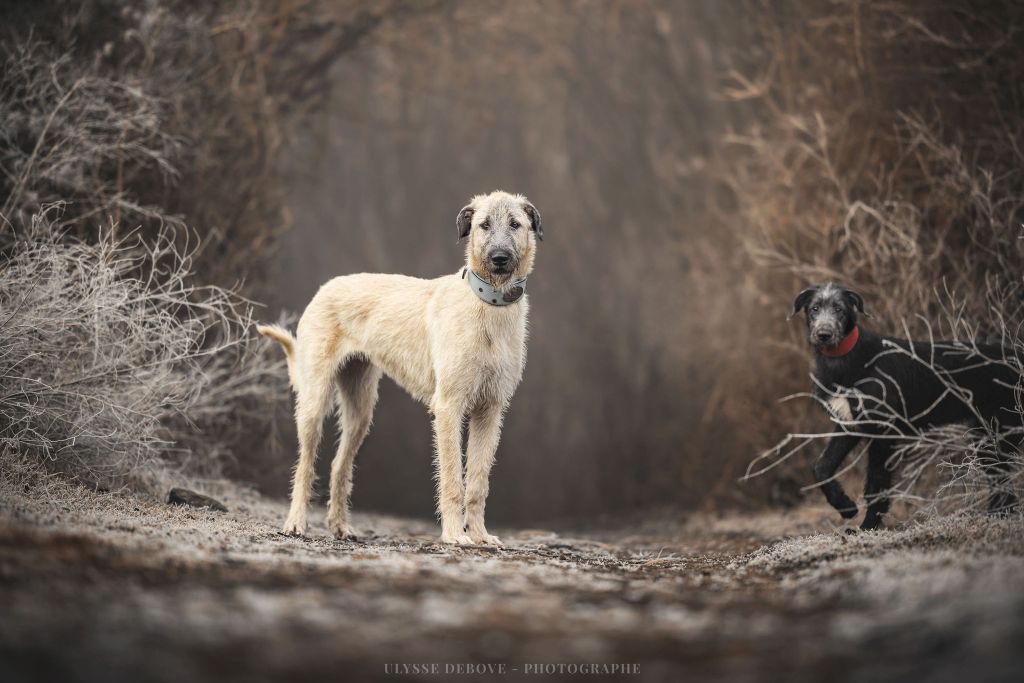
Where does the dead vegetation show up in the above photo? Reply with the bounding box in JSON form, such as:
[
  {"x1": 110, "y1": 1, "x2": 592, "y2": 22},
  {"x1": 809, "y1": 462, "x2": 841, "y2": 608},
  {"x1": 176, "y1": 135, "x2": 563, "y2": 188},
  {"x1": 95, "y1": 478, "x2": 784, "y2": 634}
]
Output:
[
  {"x1": 1, "y1": 0, "x2": 1022, "y2": 520},
  {"x1": 0, "y1": 3, "x2": 288, "y2": 285},
  {"x1": 1, "y1": 4, "x2": 1021, "y2": 680},
  {"x1": 0, "y1": 4, "x2": 300, "y2": 493},
  {"x1": 0, "y1": 208, "x2": 288, "y2": 494},
  {"x1": 716, "y1": 0, "x2": 1024, "y2": 513},
  {"x1": 0, "y1": 1, "x2": 443, "y2": 498}
]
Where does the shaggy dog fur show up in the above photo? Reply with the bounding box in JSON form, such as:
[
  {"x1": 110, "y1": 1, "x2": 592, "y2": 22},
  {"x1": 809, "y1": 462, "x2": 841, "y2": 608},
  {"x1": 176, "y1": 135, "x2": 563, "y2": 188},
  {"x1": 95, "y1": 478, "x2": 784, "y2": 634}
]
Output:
[{"x1": 259, "y1": 191, "x2": 542, "y2": 545}]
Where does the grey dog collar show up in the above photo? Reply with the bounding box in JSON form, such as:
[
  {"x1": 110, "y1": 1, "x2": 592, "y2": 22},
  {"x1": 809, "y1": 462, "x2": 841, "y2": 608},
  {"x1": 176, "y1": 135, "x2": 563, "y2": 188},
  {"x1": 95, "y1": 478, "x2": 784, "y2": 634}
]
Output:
[{"x1": 462, "y1": 267, "x2": 527, "y2": 306}]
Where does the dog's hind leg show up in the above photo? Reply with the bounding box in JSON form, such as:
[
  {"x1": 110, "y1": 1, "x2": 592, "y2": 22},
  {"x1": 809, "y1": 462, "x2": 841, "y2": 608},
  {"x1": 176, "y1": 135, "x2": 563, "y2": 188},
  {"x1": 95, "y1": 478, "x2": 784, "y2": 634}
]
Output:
[
  {"x1": 464, "y1": 401, "x2": 505, "y2": 546},
  {"x1": 283, "y1": 357, "x2": 337, "y2": 536},
  {"x1": 987, "y1": 433, "x2": 1021, "y2": 515},
  {"x1": 812, "y1": 435, "x2": 861, "y2": 520},
  {"x1": 326, "y1": 357, "x2": 382, "y2": 540},
  {"x1": 861, "y1": 440, "x2": 894, "y2": 530}
]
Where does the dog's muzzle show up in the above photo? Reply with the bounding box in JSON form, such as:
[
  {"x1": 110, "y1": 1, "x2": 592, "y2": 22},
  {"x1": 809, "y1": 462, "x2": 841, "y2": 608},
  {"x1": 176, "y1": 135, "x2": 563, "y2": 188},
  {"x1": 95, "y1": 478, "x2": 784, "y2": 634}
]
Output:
[{"x1": 487, "y1": 249, "x2": 516, "y2": 277}]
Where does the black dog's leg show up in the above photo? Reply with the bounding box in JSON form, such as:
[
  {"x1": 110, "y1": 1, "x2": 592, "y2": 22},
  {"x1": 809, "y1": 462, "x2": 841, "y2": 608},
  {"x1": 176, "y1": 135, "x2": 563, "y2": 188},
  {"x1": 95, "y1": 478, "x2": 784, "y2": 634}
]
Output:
[
  {"x1": 987, "y1": 434, "x2": 1021, "y2": 515},
  {"x1": 812, "y1": 435, "x2": 861, "y2": 519},
  {"x1": 861, "y1": 440, "x2": 894, "y2": 530}
]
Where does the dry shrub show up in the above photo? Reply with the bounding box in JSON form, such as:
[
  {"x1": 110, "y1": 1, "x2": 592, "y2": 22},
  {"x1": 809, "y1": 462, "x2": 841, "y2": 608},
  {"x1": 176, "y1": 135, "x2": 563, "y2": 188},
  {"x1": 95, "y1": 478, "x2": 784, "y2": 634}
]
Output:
[
  {"x1": 0, "y1": 207, "x2": 288, "y2": 493},
  {"x1": 0, "y1": 6, "x2": 303, "y2": 494},
  {"x1": 719, "y1": 0, "x2": 1024, "y2": 514},
  {"x1": 0, "y1": 38, "x2": 182, "y2": 241},
  {"x1": 0, "y1": 1, "x2": 305, "y2": 287},
  {"x1": 0, "y1": 1, "x2": 417, "y2": 290},
  {"x1": 0, "y1": 1, "x2": 411, "y2": 497}
]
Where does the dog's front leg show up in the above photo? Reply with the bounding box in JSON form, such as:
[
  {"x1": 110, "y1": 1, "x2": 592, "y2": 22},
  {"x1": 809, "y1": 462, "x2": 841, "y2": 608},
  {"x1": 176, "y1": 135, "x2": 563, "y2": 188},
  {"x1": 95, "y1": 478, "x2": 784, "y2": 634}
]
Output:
[
  {"x1": 812, "y1": 434, "x2": 861, "y2": 519},
  {"x1": 464, "y1": 401, "x2": 505, "y2": 546},
  {"x1": 431, "y1": 393, "x2": 472, "y2": 545}
]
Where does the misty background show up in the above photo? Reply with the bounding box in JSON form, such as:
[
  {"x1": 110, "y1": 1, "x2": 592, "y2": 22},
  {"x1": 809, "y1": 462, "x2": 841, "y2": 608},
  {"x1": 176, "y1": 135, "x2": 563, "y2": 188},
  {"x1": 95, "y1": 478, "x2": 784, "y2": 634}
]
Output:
[
  {"x1": 263, "y1": 3, "x2": 749, "y2": 522},
  {"x1": 4, "y1": 0, "x2": 1020, "y2": 525},
  {"x1": 3, "y1": 5, "x2": 1023, "y2": 680}
]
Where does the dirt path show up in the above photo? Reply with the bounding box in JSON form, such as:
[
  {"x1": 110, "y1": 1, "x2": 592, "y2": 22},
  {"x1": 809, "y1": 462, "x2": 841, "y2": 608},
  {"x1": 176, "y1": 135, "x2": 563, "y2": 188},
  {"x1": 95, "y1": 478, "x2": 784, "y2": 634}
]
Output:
[{"x1": 2, "y1": 484, "x2": 1023, "y2": 683}]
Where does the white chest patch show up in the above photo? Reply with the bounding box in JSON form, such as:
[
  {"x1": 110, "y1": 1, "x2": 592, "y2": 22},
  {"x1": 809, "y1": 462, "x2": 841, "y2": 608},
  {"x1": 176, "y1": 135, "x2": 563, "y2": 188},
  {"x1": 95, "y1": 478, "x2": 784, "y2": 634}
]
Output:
[{"x1": 827, "y1": 396, "x2": 853, "y2": 422}]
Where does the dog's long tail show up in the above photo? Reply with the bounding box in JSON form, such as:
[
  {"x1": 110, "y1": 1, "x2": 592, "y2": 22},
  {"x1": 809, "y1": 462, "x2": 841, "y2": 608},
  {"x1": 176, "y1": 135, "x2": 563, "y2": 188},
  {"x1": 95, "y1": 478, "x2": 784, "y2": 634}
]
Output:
[{"x1": 256, "y1": 324, "x2": 298, "y2": 389}]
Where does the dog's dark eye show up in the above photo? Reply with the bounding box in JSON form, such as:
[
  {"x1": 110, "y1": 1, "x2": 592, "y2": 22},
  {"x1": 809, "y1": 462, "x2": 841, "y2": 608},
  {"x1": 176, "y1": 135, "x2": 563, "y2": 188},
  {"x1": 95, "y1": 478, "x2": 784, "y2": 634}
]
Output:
[
  {"x1": 509, "y1": 219, "x2": 520, "y2": 230},
  {"x1": 480, "y1": 220, "x2": 490, "y2": 230},
  {"x1": 833, "y1": 305, "x2": 842, "y2": 313},
  {"x1": 810, "y1": 305, "x2": 820, "y2": 313}
]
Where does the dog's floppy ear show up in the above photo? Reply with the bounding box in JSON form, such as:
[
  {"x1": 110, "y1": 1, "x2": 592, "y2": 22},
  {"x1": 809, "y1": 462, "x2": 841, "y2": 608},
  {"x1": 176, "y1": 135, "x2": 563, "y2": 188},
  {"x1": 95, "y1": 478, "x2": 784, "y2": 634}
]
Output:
[
  {"x1": 788, "y1": 287, "x2": 818, "y2": 320},
  {"x1": 843, "y1": 288, "x2": 872, "y2": 318},
  {"x1": 522, "y1": 201, "x2": 543, "y2": 241},
  {"x1": 456, "y1": 204, "x2": 474, "y2": 243}
]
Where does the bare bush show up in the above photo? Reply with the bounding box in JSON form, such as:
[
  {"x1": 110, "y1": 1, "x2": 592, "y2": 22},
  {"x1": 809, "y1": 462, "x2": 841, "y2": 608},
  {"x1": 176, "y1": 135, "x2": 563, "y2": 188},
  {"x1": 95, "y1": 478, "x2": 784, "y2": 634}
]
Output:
[
  {"x1": 721, "y1": 0, "x2": 1024, "y2": 515},
  {"x1": 2, "y1": 1, "x2": 409, "y2": 290},
  {"x1": 0, "y1": 207, "x2": 288, "y2": 493},
  {"x1": 0, "y1": 39, "x2": 182, "y2": 238},
  {"x1": 0, "y1": 7, "x2": 307, "y2": 494},
  {"x1": 1, "y1": 3, "x2": 278, "y2": 289}
]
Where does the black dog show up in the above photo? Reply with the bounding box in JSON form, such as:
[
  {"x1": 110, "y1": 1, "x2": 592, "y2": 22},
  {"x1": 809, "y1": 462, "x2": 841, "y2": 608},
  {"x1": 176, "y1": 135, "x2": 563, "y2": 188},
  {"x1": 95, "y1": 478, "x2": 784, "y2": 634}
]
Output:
[{"x1": 790, "y1": 283, "x2": 1022, "y2": 529}]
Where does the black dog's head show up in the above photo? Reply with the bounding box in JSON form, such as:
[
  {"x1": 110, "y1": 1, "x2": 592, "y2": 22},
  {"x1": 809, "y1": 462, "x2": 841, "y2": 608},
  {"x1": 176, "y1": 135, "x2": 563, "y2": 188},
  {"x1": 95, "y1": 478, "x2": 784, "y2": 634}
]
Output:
[{"x1": 788, "y1": 283, "x2": 870, "y2": 349}]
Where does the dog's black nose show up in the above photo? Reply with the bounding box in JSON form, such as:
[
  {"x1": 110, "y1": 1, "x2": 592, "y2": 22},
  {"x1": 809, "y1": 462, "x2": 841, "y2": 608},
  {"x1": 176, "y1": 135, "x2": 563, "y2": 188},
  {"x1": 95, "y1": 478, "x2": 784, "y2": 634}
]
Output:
[
  {"x1": 816, "y1": 331, "x2": 834, "y2": 344},
  {"x1": 489, "y1": 250, "x2": 512, "y2": 268}
]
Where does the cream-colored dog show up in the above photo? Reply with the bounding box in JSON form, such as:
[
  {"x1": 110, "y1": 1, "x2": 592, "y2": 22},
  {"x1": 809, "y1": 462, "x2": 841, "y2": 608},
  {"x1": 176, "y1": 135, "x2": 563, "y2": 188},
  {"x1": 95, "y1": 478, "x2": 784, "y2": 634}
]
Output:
[{"x1": 258, "y1": 191, "x2": 542, "y2": 546}]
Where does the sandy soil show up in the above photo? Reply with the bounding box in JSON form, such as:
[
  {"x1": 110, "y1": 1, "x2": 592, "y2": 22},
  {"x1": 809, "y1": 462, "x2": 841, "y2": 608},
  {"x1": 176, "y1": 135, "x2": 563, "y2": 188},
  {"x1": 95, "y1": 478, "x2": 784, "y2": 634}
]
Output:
[{"x1": 1, "y1": 482, "x2": 1023, "y2": 683}]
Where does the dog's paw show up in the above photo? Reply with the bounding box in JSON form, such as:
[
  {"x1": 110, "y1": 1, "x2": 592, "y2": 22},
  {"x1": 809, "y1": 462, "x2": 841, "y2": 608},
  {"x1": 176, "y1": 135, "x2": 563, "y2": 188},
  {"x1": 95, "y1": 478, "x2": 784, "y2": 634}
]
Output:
[
  {"x1": 330, "y1": 526, "x2": 358, "y2": 542},
  {"x1": 440, "y1": 532, "x2": 475, "y2": 546},
  {"x1": 859, "y1": 516, "x2": 884, "y2": 531},
  {"x1": 469, "y1": 532, "x2": 503, "y2": 547},
  {"x1": 282, "y1": 517, "x2": 307, "y2": 536}
]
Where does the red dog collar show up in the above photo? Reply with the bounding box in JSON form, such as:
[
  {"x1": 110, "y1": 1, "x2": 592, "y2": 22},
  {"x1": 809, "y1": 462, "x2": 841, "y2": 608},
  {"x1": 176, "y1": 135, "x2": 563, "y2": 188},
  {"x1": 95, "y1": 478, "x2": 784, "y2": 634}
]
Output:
[{"x1": 819, "y1": 325, "x2": 859, "y2": 358}]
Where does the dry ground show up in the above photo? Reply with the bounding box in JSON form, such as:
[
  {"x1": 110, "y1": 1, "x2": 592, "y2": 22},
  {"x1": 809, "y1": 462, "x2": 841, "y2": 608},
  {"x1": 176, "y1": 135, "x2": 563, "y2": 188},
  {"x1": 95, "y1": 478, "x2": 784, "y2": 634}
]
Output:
[{"x1": 1, "y1": 479, "x2": 1023, "y2": 683}]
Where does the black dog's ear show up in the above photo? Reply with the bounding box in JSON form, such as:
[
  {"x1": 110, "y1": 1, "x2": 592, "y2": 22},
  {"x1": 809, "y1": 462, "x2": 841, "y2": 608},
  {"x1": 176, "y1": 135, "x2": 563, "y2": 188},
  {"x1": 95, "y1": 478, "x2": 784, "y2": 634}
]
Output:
[
  {"x1": 456, "y1": 205, "x2": 474, "y2": 243},
  {"x1": 843, "y1": 288, "x2": 873, "y2": 318},
  {"x1": 522, "y1": 201, "x2": 542, "y2": 241},
  {"x1": 788, "y1": 287, "x2": 818, "y2": 320}
]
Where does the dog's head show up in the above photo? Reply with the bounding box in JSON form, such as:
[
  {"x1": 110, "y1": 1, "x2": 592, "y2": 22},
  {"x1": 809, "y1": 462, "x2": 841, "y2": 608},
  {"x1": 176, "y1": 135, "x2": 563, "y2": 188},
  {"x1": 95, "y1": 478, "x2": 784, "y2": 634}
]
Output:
[
  {"x1": 457, "y1": 191, "x2": 541, "y2": 286},
  {"x1": 788, "y1": 282, "x2": 870, "y2": 349}
]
